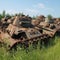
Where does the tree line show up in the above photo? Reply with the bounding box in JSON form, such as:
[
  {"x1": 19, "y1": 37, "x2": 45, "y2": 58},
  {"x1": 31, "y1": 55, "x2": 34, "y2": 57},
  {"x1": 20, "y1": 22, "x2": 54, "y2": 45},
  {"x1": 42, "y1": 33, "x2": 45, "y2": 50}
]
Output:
[{"x1": 0, "y1": 10, "x2": 60, "y2": 20}]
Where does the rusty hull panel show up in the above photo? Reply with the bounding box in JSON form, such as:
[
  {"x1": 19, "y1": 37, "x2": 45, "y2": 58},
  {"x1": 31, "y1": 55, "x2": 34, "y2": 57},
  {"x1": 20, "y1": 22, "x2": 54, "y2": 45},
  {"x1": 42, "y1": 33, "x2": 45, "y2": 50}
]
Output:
[{"x1": 0, "y1": 30, "x2": 21, "y2": 49}]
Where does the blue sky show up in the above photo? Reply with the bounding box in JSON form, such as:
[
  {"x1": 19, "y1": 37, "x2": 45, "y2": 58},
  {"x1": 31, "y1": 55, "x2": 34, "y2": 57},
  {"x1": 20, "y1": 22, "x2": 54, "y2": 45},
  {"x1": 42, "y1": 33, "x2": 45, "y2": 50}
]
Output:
[{"x1": 0, "y1": 0, "x2": 60, "y2": 17}]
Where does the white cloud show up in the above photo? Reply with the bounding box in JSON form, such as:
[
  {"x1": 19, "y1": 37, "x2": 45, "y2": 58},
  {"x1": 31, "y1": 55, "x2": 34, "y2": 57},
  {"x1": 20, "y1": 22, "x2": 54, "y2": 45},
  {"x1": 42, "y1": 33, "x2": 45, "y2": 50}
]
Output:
[
  {"x1": 1, "y1": 3, "x2": 54, "y2": 17},
  {"x1": 5, "y1": 10, "x2": 19, "y2": 14},
  {"x1": 38, "y1": 3, "x2": 45, "y2": 8},
  {"x1": 23, "y1": 8, "x2": 39, "y2": 16},
  {"x1": 22, "y1": 3, "x2": 55, "y2": 16},
  {"x1": 34, "y1": 3, "x2": 54, "y2": 12},
  {"x1": 24, "y1": 9, "x2": 38, "y2": 13},
  {"x1": 44, "y1": 7, "x2": 54, "y2": 12}
]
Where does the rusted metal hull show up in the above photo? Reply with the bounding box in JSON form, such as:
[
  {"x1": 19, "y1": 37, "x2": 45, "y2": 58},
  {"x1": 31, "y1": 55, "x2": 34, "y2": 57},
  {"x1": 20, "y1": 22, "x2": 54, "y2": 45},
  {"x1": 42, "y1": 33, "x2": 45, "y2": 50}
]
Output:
[{"x1": 0, "y1": 30, "x2": 48, "y2": 50}]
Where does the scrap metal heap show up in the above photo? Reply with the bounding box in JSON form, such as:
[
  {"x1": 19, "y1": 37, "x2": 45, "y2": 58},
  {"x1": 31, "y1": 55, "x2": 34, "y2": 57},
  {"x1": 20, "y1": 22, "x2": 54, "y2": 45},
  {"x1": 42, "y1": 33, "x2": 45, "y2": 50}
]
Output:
[{"x1": 0, "y1": 15, "x2": 60, "y2": 51}]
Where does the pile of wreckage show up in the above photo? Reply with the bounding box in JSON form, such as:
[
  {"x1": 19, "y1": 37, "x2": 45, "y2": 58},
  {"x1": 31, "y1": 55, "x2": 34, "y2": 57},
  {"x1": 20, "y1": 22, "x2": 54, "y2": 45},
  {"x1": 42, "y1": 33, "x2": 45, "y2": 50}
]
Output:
[{"x1": 0, "y1": 15, "x2": 60, "y2": 51}]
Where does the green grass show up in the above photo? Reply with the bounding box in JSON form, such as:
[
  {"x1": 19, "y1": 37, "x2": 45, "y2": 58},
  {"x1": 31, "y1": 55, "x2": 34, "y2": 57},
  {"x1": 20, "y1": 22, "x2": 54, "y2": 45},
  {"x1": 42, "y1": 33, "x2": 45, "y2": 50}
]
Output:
[{"x1": 0, "y1": 36, "x2": 60, "y2": 60}]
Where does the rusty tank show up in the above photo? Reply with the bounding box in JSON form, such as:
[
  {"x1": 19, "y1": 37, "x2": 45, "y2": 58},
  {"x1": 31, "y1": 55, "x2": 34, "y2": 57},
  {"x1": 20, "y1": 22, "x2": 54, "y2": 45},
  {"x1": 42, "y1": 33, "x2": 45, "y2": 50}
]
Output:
[
  {"x1": 0, "y1": 15, "x2": 47, "y2": 50},
  {"x1": 36, "y1": 20, "x2": 60, "y2": 38}
]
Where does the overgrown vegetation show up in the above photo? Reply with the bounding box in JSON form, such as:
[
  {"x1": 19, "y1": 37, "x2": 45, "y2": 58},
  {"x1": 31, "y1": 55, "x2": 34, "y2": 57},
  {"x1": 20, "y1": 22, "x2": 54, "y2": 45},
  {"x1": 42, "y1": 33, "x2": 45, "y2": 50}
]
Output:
[
  {"x1": 47, "y1": 14, "x2": 53, "y2": 20},
  {"x1": 0, "y1": 36, "x2": 60, "y2": 60},
  {"x1": 0, "y1": 11, "x2": 25, "y2": 20}
]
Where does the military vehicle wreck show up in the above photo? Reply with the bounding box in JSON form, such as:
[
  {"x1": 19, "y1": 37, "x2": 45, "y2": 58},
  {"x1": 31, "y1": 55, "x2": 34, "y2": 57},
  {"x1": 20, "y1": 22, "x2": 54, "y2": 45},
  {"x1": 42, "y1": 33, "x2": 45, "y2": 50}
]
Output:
[
  {"x1": 0, "y1": 15, "x2": 60, "y2": 51},
  {"x1": 0, "y1": 15, "x2": 46, "y2": 50}
]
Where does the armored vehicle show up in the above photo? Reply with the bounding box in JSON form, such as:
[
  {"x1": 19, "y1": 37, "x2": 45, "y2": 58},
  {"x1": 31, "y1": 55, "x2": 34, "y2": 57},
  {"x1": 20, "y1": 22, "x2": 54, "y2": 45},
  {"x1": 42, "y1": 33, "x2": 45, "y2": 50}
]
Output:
[{"x1": 0, "y1": 15, "x2": 47, "y2": 50}]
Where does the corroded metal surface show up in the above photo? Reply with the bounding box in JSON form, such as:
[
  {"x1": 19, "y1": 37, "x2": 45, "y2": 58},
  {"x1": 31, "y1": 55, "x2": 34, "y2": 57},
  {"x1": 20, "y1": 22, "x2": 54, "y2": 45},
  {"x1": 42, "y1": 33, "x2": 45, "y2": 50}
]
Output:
[{"x1": 0, "y1": 15, "x2": 60, "y2": 50}]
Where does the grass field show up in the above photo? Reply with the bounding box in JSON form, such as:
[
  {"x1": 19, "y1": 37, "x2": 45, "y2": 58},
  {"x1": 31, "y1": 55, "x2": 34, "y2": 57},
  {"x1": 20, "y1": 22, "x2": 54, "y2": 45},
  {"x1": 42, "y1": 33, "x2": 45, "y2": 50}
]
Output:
[{"x1": 0, "y1": 36, "x2": 60, "y2": 60}]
